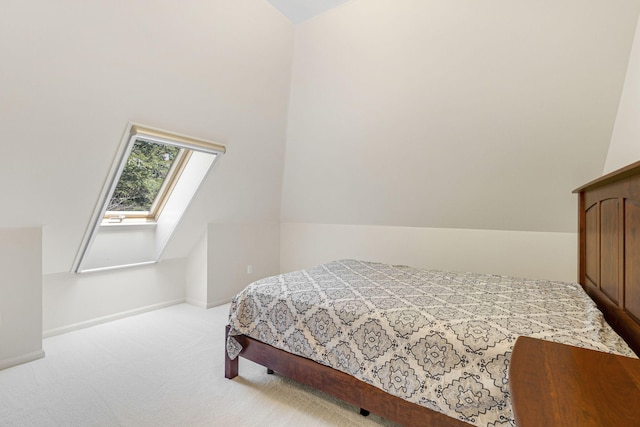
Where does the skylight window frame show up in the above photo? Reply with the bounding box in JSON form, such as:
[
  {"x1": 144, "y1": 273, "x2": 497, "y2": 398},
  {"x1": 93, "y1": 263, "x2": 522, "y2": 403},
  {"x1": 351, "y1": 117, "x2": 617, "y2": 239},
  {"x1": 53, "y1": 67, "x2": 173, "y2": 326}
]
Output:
[
  {"x1": 72, "y1": 123, "x2": 226, "y2": 273},
  {"x1": 99, "y1": 125, "x2": 224, "y2": 226}
]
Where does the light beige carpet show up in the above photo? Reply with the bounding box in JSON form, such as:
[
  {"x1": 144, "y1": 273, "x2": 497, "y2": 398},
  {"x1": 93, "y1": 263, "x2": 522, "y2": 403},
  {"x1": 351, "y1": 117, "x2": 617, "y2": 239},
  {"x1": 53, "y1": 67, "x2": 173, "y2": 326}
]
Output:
[{"x1": 0, "y1": 303, "x2": 397, "y2": 426}]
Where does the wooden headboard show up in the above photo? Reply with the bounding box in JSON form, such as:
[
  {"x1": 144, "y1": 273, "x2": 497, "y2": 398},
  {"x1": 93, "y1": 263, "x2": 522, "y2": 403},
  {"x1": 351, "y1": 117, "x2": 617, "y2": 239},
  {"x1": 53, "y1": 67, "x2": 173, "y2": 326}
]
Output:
[{"x1": 574, "y1": 160, "x2": 640, "y2": 356}]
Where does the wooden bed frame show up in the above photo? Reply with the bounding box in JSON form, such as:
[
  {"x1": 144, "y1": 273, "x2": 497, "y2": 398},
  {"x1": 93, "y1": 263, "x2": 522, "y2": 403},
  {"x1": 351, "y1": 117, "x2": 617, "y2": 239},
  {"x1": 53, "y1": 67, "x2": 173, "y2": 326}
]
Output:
[{"x1": 225, "y1": 160, "x2": 640, "y2": 426}]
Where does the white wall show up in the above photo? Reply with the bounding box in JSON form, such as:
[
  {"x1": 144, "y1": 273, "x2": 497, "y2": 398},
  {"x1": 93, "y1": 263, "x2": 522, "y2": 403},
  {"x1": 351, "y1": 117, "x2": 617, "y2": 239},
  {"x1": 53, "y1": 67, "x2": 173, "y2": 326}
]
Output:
[
  {"x1": 185, "y1": 231, "x2": 208, "y2": 308},
  {"x1": 206, "y1": 223, "x2": 281, "y2": 307},
  {"x1": 0, "y1": 0, "x2": 293, "y2": 338},
  {"x1": 604, "y1": 14, "x2": 640, "y2": 174},
  {"x1": 183, "y1": 223, "x2": 280, "y2": 309},
  {"x1": 0, "y1": 228, "x2": 43, "y2": 369},
  {"x1": 281, "y1": 223, "x2": 577, "y2": 282},
  {"x1": 43, "y1": 259, "x2": 186, "y2": 336}
]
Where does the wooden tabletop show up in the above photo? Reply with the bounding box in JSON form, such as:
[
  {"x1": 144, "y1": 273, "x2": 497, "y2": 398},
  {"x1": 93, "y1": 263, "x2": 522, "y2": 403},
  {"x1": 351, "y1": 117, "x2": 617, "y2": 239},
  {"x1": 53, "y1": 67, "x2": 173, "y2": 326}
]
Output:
[{"x1": 509, "y1": 336, "x2": 640, "y2": 426}]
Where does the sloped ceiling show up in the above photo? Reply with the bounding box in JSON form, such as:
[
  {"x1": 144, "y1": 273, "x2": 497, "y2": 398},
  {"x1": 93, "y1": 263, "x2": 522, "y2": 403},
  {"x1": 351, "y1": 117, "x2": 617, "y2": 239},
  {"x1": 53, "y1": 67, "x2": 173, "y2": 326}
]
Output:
[
  {"x1": 267, "y1": 0, "x2": 351, "y2": 24},
  {"x1": 2, "y1": 0, "x2": 639, "y2": 275},
  {"x1": 280, "y1": 0, "x2": 640, "y2": 233},
  {"x1": 0, "y1": 0, "x2": 294, "y2": 274}
]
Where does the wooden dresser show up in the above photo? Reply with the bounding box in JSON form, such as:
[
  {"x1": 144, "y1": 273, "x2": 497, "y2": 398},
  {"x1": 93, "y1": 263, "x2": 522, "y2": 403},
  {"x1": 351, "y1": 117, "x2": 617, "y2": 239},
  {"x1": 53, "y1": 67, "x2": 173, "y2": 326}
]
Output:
[{"x1": 510, "y1": 336, "x2": 640, "y2": 426}]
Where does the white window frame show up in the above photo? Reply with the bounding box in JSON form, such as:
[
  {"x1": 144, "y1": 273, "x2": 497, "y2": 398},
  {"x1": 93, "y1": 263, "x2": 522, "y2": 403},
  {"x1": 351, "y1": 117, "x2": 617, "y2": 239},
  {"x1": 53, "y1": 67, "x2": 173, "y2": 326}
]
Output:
[{"x1": 72, "y1": 123, "x2": 226, "y2": 273}]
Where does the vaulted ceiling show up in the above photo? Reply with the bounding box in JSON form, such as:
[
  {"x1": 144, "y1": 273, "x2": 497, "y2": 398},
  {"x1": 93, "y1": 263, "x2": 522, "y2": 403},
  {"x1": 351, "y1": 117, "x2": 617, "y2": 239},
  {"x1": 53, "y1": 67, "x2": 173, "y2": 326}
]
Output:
[{"x1": 267, "y1": 0, "x2": 350, "y2": 23}]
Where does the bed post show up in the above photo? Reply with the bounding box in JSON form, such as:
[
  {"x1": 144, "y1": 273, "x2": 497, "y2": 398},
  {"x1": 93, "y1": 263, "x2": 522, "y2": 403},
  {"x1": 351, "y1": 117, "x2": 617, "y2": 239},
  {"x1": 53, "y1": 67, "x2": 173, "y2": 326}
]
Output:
[
  {"x1": 577, "y1": 190, "x2": 586, "y2": 286},
  {"x1": 225, "y1": 325, "x2": 238, "y2": 379}
]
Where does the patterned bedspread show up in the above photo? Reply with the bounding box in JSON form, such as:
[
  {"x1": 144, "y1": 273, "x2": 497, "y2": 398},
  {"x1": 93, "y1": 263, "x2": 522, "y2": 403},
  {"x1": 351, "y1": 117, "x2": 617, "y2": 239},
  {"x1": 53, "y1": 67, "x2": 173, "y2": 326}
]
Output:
[{"x1": 227, "y1": 260, "x2": 635, "y2": 426}]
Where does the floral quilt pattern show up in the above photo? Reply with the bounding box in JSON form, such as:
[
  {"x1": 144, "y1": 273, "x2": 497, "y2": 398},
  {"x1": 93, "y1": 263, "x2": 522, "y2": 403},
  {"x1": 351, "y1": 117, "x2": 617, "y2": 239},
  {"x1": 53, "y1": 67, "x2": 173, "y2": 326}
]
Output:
[{"x1": 227, "y1": 260, "x2": 635, "y2": 426}]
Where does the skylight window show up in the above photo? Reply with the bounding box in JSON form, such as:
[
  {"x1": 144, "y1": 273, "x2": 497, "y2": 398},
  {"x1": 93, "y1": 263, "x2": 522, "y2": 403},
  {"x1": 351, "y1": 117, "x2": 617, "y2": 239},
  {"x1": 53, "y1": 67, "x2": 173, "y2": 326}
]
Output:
[
  {"x1": 73, "y1": 123, "x2": 226, "y2": 273},
  {"x1": 104, "y1": 140, "x2": 189, "y2": 223}
]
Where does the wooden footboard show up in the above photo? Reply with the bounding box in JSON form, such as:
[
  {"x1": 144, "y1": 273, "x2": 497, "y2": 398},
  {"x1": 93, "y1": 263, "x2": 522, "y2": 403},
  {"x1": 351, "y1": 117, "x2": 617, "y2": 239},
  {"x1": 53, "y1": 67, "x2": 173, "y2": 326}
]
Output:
[{"x1": 225, "y1": 326, "x2": 470, "y2": 427}]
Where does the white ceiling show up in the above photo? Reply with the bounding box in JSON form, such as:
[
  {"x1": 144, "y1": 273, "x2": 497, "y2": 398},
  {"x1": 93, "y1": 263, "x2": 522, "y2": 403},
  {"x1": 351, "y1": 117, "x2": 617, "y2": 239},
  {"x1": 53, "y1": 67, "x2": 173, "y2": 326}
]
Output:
[{"x1": 267, "y1": 0, "x2": 350, "y2": 24}]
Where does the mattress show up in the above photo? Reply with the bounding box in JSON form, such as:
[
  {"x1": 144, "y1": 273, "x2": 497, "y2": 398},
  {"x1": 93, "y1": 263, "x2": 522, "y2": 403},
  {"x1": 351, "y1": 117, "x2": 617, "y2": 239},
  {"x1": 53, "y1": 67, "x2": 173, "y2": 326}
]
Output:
[{"x1": 227, "y1": 259, "x2": 635, "y2": 426}]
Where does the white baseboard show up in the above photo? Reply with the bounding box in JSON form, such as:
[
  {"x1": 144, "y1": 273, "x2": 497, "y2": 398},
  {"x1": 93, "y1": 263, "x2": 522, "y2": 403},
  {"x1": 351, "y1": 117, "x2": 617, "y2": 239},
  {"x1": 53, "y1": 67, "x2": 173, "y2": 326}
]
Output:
[
  {"x1": 206, "y1": 298, "x2": 232, "y2": 309},
  {"x1": 0, "y1": 349, "x2": 45, "y2": 371},
  {"x1": 185, "y1": 298, "x2": 231, "y2": 309},
  {"x1": 185, "y1": 298, "x2": 207, "y2": 309},
  {"x1": 42, "y1": 299, "x2": 186, "y2": 338}
]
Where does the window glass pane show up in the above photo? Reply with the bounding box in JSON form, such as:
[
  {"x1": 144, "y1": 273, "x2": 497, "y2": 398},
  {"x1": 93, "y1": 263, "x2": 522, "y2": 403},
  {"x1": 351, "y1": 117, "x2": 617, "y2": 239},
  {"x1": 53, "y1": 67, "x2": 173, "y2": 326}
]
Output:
[{"x1": 107, "y1": 140, "x2": 181, "y2": 212}]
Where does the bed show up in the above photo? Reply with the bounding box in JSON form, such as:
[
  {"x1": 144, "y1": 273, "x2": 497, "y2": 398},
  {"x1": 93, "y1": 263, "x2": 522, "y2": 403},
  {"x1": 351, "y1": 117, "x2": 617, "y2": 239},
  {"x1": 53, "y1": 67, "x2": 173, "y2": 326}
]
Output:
[{"x1": 225, "y1": 160, "x2": 640, "y2": 427}]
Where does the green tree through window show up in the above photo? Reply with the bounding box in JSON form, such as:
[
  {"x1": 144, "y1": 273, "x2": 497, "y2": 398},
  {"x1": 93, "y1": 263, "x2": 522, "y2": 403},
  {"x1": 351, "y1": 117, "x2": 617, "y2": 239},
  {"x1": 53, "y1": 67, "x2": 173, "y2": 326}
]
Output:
[{"x1": 107, "y1": 140, "x2": 181, "y2": 212}]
